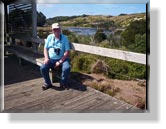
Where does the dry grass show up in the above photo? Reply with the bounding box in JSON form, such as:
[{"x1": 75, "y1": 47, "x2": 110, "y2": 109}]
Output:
[
  {"x1": 81, "y1": 73, "x2": 146, "y2": 109},
  {"x1": 137, "y1": 80, "x2": 146, "y2": 87},
  {"x1": 84, "y1": 78, "x2": 120, "y2": 97},
  {"x1": 91, "y1": 60, "x2": 109, "y2": 74}
]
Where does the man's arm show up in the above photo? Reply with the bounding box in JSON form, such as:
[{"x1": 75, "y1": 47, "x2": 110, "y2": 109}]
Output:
[
  {"x1": 55, "y1": 36, "x2": 70, "y2": 67},
  {"x1": 44, "y1": 35, "x2": 51, "y2": 64},
  {"x1": 55, "y1": 51, "x2": 69, "y2": 67},
  {"x1": 59, "y1": 51, "x2": 70, "y2": 63},
  {"x1": 43, "y1": 47, "x2": 49, "y2": 64}
]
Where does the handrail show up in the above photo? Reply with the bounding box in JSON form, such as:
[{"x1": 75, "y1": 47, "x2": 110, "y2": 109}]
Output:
[
  {"x1": 6, "y1": 34, "x2": 146, "y2": 65},
  {"x1": 71, "y1": 43, "x2": 146, "y2": 65}
]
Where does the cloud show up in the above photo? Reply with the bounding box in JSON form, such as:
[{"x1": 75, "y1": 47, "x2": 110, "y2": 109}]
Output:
[
  {"x1": 37, "y1": 4, "x2": 54, "y2": 10},
  {"x1": 37, "y1": 0, "x2": 62, "y2": 3}
]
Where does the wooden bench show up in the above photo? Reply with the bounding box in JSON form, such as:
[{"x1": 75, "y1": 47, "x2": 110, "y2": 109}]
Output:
[{"x1": 5, "y1": 45, "x2": 61, "y2": 83}]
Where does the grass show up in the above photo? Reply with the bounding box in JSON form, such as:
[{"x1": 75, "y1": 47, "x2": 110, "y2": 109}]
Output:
[
  {"x1": 87, "y1": 80, "x2": 120, "y2": 97},
  {"x1": 136, "y1": 98, "x2": 146, "y2": 109},
  {"x1": 60, "y1": 13, "x2": 146, "y2": 28}
]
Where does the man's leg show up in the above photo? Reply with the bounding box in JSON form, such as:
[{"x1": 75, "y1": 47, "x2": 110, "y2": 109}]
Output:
[
  {"x1": 61, "y1": 58, "x2": 71, "y2": 87},
  {"x1": 40, "y1": 62, "x2": 53, "y2": 86}
]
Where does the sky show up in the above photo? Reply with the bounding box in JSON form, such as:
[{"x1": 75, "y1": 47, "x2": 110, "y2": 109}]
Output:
[
  {"x1": 36, "y1": 0, "x2": 149, "y2": 4},
  {"x1": 37, "y1": 4, "x2": 146, "y2": 19}
]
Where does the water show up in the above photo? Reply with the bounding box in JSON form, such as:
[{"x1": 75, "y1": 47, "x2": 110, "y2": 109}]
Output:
[{"x1": 63, "y1": 27, "x2": 112, "y2": 36}]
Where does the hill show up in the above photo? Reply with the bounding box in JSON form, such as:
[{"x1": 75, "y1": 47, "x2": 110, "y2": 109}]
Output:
[{"x1": 46, "y1": 13, "x2": 146, "y2": 29}]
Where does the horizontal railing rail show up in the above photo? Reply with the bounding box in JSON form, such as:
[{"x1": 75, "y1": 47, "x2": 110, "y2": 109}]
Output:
[{"x1": 5, "y1": 34, "x2": 146, "y2": 65}]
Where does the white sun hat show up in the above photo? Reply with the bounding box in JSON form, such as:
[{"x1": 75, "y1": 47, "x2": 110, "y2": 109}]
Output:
[{"x1": 52, "y1": 23, "x2": 61, "y2": 29}]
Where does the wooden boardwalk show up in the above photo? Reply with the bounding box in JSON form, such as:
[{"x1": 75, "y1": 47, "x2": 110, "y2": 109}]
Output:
[
  {"x1": 3, "y1": 46, "x2": 143, "y2": 113},
  {"x1": 4, "y1": 78, "x2": 142, "y2": 113}
]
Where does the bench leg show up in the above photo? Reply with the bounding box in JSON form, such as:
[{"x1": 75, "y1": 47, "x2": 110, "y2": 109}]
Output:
[
  {"x1": 49, "y1": 69, "x2": 57, "y2": 83},
  {"x1": 49, "y1": 69, "x2": 61, "y2": 83},
  {"x1": 52, "y1": 69, "x2": 57, "y2": 83}
]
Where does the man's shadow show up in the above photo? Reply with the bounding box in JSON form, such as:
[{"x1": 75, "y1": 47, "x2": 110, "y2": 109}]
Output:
[{"x1": 50, "y1": 72, "x2": 95, "y2": 91}]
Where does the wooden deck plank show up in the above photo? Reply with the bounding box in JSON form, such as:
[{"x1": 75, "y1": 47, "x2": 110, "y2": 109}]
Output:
[
  {"x1": 64, "y1": 89, "x2": 128, "y2": 112},
  {"x1": 4, "y1": 78, "x2": 87, "y2": 112},
  {"x1": 49, "y1": 89, "x2": 97, "y2": 111},
  {"x1": 89, "y1": 98, "x2": 133, "y2": 112},
  {"x1": 122, "y1": 106, "x2": 144, "y2": 113},
  {"x1": 77, "y1": 93, "x2": 120, "y2": 112},
  {"x1": 5, "y1": 89, "x2": 79, "y2": 111},
  {"x1": 60, "y1": 89, "x2": 111, "y2": 110},
  {"x1": 11, "y1": 88, "x2": 92, "y2": 113},
  {"x1": 5, "y1": 89, "x2": 85, "y2": 113},
  {"x1": 4, "y1": 78, "x2": 142, "y2": 112},
  {"x1": 5, "y1": 80, "x2": 42, "y2": 101},
  {"x1": 4, "y1": 79, "x2": 45, "y2": 106}
]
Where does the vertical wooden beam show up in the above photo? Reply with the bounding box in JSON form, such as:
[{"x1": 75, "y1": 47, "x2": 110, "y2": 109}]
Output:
[
  {"x1": 32, "y1": 1, "x2": 38, "y2": 52},
  {"x1": 4, "y1": 3, "x2": 8, "y2": 35},
  {"x1": 0, "y1": 0, "x2": 4, "y2": 111},
  {"x1": 32, "y1": 2, "x2": 37, "y2": 38},
  {"x1": 3, "y1": 3, "x2": 9, "y2": 45}
]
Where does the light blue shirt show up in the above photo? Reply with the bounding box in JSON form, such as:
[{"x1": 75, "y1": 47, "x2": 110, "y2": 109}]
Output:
[{"x1": 44, "y1": 34, "x2": 70, "y2": 60}]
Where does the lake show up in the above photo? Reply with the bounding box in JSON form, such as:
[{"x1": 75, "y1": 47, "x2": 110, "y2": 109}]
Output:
[{"x1": 63, "y1": 27, "x2": 113, "y2": 36}]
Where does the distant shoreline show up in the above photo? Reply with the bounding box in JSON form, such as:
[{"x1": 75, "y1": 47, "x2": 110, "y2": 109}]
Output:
[{"x1": 46, "y1": 12, "x2": 146, "y2": 20}]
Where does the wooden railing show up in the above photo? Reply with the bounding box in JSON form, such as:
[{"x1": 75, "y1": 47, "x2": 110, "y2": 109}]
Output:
[{"x1": 5, "y1": 34, "x2": 146, "y2": 65}]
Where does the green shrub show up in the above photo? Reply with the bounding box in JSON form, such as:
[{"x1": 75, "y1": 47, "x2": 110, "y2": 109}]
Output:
[
  {"x1": 38, "y1": 30, "x2": 49, "y2": 39},
  {"x1": 62, "y1": 29, "x2": 72, "y2": 35},
  {"x1": 71, "y1": 53, "x2": 97, "y2": 73},
  {"x1": 68, "y1": 35, "x2": 79, "y2": 43},
  {"x1": 134, "y1": 33, "x2": 146, "y2": 53},
  {"x1": 94, "y1": 29, "x2": 107, "y2": 43},
  {"x1": 105, "y1": 58, "x2": 146, "y2": 80},
  {"x1": 76, "y1": 35, "x2": 91, "y2": 45},
  {"x1": 98, "y1": 40, "x2": 111, "y2": 48},
  {"x1": 121, "y1": 19, "x2": 146, "y2": 53},
  {"x1": 128, "y1": 63, "x2": 146, "y2": 79},
  {"x1": 70, "y1": 52, "x2": 146, "y2": 80}
]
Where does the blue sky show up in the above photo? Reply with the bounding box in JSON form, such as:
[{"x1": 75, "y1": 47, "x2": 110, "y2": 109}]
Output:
[{"x1": 37, "y1": 4, "x2": 146, "y2": 19}]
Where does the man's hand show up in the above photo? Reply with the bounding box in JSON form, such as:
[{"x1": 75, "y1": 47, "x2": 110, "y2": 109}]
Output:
[
  {"x1": 44, "y1": 58, "x2": 49, "y2": 64},
  {"x1": 55, "y1": 61, "x2": 61, "y2": 68}
]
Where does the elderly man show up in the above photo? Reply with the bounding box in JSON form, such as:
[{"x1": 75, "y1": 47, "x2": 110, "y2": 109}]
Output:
[{"x1": 40, "y1": 23, "x2": 71, "y2": 90}]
